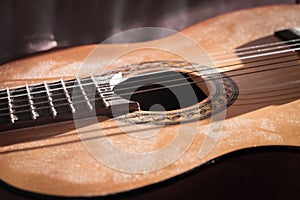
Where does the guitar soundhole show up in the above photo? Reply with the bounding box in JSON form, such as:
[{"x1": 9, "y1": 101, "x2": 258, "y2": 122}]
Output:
[{"x1": 114, "y1": 71, "x2": 208, "y2": 111}]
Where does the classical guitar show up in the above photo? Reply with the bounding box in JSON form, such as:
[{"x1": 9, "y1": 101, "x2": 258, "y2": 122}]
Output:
[{"x1": 0, "y1": 5, "x2": 299, "y2": 198}]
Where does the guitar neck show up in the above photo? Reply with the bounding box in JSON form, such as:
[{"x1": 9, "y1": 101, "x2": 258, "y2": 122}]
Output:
[{"x1": 0, "y1": 75, "x2": 139, "y2": 132}]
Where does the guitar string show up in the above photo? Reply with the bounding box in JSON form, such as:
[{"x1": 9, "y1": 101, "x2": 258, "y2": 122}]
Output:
[
  {"x1": 2, "y1": 62, "x2": 300, "y2": 116},
  {"x1": 209, "y1": 41, "x2": 300, "y2": 60},
  {"x1": 98, "y1": 43, "x2": 300, "y2": 88},
  {"x1": 0, "y1": 60, "x2": 299, "y2": 116},
  {"x1": 233, "y1": 96, "x2": 300, "y2": 106},
  {"x1": 4, "y1": 75, "x2": 300, "y2": 116},
  {"x1": 0, "y1": 51, "x2": 297, "y2": 106},
  {"x1": 0, "y1": 43, "x2": 299, "y2": 103},
  {"x1": 0, "y1": 39, "x2": 298, "y2": 86},
  {"x1": 0, "y1": 48, "x2": 298, "y2": 112},
  {"x1": 206, "y1": 38, "x2": 300, "y2": 56},
  {"x1": 0, "y1": 39, "x2": 298, "y2": 95},
  {"x1": 0, "y1": 41, "x2": 298, "y2": 115},
  {"x1": 0, "y1": 39, "x2": 298, "y2": 96},
  {"x1": 0, "y1": 50, "x2": 296, "y2": 105},
  {"x1": 89, "y1": 53, "x2": 299, "y2": 91}
]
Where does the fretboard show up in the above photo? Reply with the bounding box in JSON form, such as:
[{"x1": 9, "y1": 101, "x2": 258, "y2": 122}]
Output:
[{"x1": 0, "y1": 75, "x2": 139, "y2": 132}]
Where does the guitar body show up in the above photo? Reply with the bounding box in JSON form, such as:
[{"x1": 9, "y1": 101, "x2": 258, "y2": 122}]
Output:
[{"x1": 0, "y1": 5, "x2": 299, "y2": 197}]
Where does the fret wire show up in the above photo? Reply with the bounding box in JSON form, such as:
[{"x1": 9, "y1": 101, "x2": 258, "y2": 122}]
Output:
[
  {"x1": 76, "y1": 77, "x2": 93, "y2": 111},
  {"x1": 91, "y1": 75, "x2": 110, "y2": 108},
  {"x1": 60, "y1": 78, "x2": 76, "y2": 114},
  {"x1": 0, "y1": 95, "x2": 122, "y2": 117},
  {"x1": 6, "y1": 88, "x2": 17, "y2": 123},
  {"x1": 44, "y1": 81, "x2": 57, "y2": 118},
  {"x1": 0, "y1": 78, "x2": 110, "y2": 99},
  {"x1": 2, "y1": 80, "x2": 144, "y2": 99},
  {"x1": 0, "y1": 89, "x2": 113, "y2": 111},
  {"x1": 26, "y1": 83, "x2": 38, "y2": 120}
]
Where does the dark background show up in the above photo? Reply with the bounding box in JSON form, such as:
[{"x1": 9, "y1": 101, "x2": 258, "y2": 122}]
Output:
[
  {"x1": 0, "y1": 0, "x2": 297, "y2": 64},
  {"x1": 0, "y1": 0, "x2": 299, "y2": 199}
]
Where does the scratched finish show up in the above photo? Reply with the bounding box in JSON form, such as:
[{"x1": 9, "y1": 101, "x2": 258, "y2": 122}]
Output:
[{"x1": 0, "y1": 5, "x2": 299, "y2": 197}]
